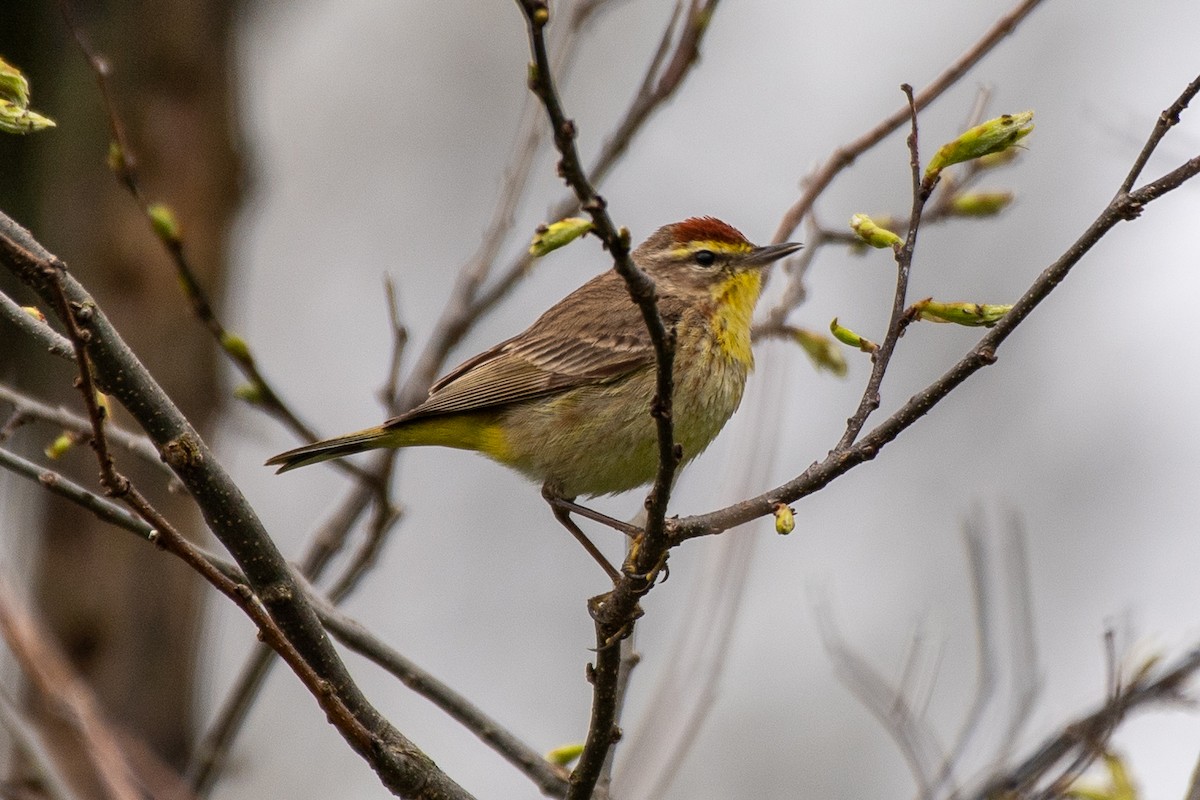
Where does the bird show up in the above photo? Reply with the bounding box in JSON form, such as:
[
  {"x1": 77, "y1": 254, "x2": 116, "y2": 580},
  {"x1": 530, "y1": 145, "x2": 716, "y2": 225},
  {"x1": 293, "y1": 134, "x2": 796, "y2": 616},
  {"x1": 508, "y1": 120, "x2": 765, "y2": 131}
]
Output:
[{"x1": 267, "y1": 217, "x2": 800, "y2": 575}]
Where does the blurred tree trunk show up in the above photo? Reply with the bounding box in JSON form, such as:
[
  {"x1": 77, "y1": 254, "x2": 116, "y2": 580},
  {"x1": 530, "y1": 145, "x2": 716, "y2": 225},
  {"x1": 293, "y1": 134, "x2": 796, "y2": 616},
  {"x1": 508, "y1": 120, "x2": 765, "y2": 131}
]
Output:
[{"x1": 0, "y1": 0, "x2": 240, "y2": 793}]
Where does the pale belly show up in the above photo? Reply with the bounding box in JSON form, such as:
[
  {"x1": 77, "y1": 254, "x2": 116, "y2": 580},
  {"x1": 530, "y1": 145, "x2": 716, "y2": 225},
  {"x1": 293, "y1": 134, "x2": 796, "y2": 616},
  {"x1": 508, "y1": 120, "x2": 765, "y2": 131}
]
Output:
[{"x1": 500, "y1": 341, "x2": 751, "y2": 497}]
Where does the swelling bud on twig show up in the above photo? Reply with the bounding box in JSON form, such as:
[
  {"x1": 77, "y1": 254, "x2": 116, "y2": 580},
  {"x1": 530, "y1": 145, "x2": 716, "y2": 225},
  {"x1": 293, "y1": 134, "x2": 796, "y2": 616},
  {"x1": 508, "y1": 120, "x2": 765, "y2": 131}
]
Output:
[
  {"x1": 21, "y1": 305, "x2": 46, "y2": 323},
  {"x1": 911, "y1": 299, "x2": 1011, "y2": 327},
  {"x1": 94, "y1": 391, "x2": 111, "y2": 421},
  {"x1": 0, "y1": 57, "x2": 30, "y2": 108},
  {"x1": 830, "y1": 318, "x2": 878, "y2": 353},
  {"x1": 949, "y1": 191, "x2": 1014, "y2": 217},
  {"x1": 925, "y1": 111, "x2": 1034, "y2": 181},
  {"x1": 147, "y1": 203, "x2": 181, "y2": 245},
  {"x1": 106, "y1": 141, "x2": 129, "y2": 174},
  {"x1": 529, "y1": 217, "x2": 594, "y2": 257},
  {"x1": 790, "y1": 327, "x2": 848, "y2": 376},
  {"x1": 545, "y1": 743, "x2": 584, "y2": 767},
  {"x1": 0, "y1": 99, "x2": 54, "y2": 134},
  {"x1": 0, "y1": 58, "x2": 54, "y2": 134},
  {"x1": 219, "y1": 332, "x2": 251, "y2": 362},
  {"x1": 233, "y1": 383, "x2": 265, "y2": 405},
  {"x1": 773, "y1": 503, "x2": 795, "y2": 535},
  {"x1": 977, "y1": 148, "x2": 1021, "y2": 170},
  {"x1": 44, "y1": 433, "x2": 75, "y2": 460},
  {"x1": 849, "y1": 214, "x2": 903, "y2": 249}
]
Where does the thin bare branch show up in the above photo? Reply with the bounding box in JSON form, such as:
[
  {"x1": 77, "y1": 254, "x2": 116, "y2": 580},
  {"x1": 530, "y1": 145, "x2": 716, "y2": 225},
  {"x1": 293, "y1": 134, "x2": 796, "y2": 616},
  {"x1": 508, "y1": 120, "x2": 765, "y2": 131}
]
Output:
[
  {"x1": 516, "y1": 0, "x2": 722, "y2": 793},
  {"x1": 971, "y1": 645, "x2": 1200, "y2": 799},
  {"x1": 814, "y1": 598, "x2": 944, "y2": 795},
  {"x1": 0, "y1": 383, "x2": 169, "y2": 474},
  {"x1": 0, "y1": 580, "x2": 143, "y2": 800},
  {"x1": 1185, "y1": 749, "x2": 1200, "y2": 800},
  {"x1": 994, "y1": 513, "x2": 1042, "y2": 768},
  {"x1": 304, "y1": 580, "x2": 572, "y2": 798},
  {"x1": 0, "y1": 446, "x2": 147, "y2": 539},
  {"x1": 0, "y1": 686, "x2": 85, "y2": 800},
  {"x1": 1119, "y1": 74, "x2": 1200, "y2": 194},
  {"x1": 406, "y1": 0, "x2": 718, "y2": 407},
  {"x1": 0, "y1": 211, "x2": 474, "y2": 800},
  {"x1": 771, "y1": 0, "x2": 1045, "y2": 244},
  {"x1": 672, "y1": 78, "x2": 1200, "y2": 543},
  {"x1": 835, "y1": 84, "x2": 929, "y2": 450},
  {"x1": 54, "y1": 0, "x2": 385, "y2": 488},
  {"x1": 0, "y1": 289, "x2": 75, "y2": 361},
  {"x1": 0, "y1": 437, "x2": 500, "y2": 800},
  {"x1": 932, "y1": 513, "x2": 1000, "y2": 795}
]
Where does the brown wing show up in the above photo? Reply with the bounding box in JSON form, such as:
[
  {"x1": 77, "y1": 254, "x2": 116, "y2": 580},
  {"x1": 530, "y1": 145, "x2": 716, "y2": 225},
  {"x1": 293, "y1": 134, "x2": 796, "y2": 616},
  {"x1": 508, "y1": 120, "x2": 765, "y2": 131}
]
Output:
[{"x1": 393, "y1": 271, "x2": 667, "y2": 422}]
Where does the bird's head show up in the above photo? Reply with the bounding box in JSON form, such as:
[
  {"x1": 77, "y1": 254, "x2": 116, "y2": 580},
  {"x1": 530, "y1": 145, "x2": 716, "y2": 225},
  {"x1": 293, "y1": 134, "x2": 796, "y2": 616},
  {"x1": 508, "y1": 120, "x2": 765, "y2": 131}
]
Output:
[{"x1": 632, "y1": 217, "x2": 802, "y2": 297}]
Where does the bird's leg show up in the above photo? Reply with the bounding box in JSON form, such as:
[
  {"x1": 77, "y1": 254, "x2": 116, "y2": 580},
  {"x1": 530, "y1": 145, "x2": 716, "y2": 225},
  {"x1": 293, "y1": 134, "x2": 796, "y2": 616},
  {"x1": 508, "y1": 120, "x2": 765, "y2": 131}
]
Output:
[
  {"x1": 543, "y1": 495, "x2": 642, "y2": 538},
  {"x1": 542, "y1": 484, "x2": 622, "y2": 582}
]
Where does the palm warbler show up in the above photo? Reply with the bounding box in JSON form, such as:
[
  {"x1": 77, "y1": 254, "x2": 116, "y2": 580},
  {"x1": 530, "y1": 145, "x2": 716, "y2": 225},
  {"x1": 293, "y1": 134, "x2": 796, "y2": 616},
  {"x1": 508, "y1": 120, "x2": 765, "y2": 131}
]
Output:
[{"x1": 267, "y1": 217, "x2": 800, "y2": 499}]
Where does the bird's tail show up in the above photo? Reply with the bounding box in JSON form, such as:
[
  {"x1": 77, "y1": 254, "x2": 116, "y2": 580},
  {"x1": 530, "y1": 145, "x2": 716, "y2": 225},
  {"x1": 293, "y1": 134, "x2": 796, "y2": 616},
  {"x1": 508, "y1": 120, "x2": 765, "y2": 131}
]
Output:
[{"x1": 265, "y1": 426, "x2": 388, "y2": 473}]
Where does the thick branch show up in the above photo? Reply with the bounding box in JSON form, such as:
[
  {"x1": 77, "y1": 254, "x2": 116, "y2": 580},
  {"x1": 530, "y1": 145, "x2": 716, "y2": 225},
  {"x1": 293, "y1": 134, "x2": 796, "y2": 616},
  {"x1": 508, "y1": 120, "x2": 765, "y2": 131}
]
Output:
[
  {"x1": 0, "y1": 440, "x2": 549, "y2": 799},
  {"x1": 0, "y1": 212, "x2": 473, "y2": 800}
]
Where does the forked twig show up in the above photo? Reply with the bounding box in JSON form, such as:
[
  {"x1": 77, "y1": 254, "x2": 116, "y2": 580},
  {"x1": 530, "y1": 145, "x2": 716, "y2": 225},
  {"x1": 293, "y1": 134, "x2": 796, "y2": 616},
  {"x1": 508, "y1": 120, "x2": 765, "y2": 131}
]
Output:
[{"x1": 672, "y1": 75, "x2": 1200, "y2": 542}]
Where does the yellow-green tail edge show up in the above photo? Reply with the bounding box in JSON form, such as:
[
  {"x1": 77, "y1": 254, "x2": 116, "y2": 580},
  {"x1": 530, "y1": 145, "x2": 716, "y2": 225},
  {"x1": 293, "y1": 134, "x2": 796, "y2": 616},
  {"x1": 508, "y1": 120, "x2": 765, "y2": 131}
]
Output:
[{"x1": 265, "y1": 427, "x2": 386, "y2": 473}]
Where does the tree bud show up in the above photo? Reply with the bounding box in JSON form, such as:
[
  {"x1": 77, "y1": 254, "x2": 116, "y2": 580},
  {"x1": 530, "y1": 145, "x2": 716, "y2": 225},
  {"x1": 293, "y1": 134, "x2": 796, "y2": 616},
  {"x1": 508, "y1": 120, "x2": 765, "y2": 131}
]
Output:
[
  {"x1": 926, "y1": 111, "x2": 1034, "y2": 181},
  {"x1": 773, "y1": 503, "x2": 796, "y2": 535},
  {"x1": 0, "y1": 58, "x2": 54, "y2": 134},
  {"x1": 830, "y1": 318, "x2": 878, "y2": 353},
  {"x1": 546, "y1": 743, "x2": 584, "y2": 766},
  {"x1": 220, "y1": 332, "x2": 251, "y2": 362},
  {"x1": 148, "y1": 203, "x2": 181, "y2": 245},
  {"x1": 21, "y1": 305, "x2": 46, "y2": 323},
  {"x1": 790, "y1": 327, "x2": 848, "y2": 376},
  {"x1": 949, "y1": 191, "x2": 1014, "y2": 217},
  {"x1": 44, "y1": 433, "x2": 74, "y2": 460},
  {"x1": 911, "y1": 299, "x2": 1011, "y2": 327},
  {"x1": 529, "y1": 217, "x2": 593, "y2": 256},
  {"x1": 0, "y1": 57, "x2": 31, "y2": 108},
  {"x1": 850, "y1": 214, "x2": 903, "y2": 249}
]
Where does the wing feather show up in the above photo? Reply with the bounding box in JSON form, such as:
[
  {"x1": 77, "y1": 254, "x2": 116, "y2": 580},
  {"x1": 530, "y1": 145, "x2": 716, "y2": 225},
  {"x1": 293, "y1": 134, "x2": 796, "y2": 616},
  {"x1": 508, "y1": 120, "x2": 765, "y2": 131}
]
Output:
[{"x1": 389, "y1": 272, "x2": 667, "y2": 424}]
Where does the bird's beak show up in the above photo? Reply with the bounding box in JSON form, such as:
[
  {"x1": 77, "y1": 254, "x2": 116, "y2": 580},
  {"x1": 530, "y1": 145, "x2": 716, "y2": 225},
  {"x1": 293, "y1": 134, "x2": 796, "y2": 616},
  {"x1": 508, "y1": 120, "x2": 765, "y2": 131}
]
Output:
[{"x1": 746, "y1": 241, "x2": 803, "y2": 266}]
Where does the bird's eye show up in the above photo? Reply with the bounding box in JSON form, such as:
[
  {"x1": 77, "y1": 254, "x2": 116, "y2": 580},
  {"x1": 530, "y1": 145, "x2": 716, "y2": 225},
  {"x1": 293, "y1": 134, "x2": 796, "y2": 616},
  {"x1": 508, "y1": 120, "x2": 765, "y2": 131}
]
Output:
[{"x1": 694, "y1": 250, "x2": 716, "y2": 267}]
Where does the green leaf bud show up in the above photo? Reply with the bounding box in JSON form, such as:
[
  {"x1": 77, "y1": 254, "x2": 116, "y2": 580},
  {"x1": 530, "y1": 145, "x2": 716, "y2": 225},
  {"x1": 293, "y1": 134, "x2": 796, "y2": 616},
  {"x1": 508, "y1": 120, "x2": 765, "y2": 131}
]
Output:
[
  {"x1": 926, "y1": 111, "x2": 1033, "y2": 181},
  {"x1": 147, "y1": 203, "x2": 181, "y2": 245},
  {"x1": 529, "y1": 217, "x2": 593, "y2": 257},
  {"x1": 545, "y1": 743, "x2": 584, "y2": 767},
  {"x1": 0, "y1": 57, "x2": 31, "y2": 108},
  {"x1": 790, "y1": 327, "x2": 848, "y2": 376},
  {"x1": 830, "y1": 317, "x2": 878, "y2": 353},
  {"x1": 220, "y1": 332, "x2": 251, "y2": 362},
  {"x1": 850, "y1": 213, "x2": 903, "y2": 249},
  {"x1": 94, "y1": 391, "x2": 110, "y2": 420},
  {"x1": 773, "y1": 503, "x2": 796, "y2": 535},
  {"x1": 949, "y1": 191, "x2": 1014, "y2": 217},
  {"x1": 44, "y1": 433, "x2": 74, "y2": 460},
  {"x1": 233, "y1": 383, "x2": 265, "y2": 405},
  {"x1": 0, "y1": 98, "x2": 55, "y2": 134},
  {"x1": 106, "y1": 141, "x2": 127, "y2": 174},
  {"x1": 21, "y1": 305, "x2": 46, "y2": 323},
  {"x1": 911, "y1": 299, "x2": 1011, "y2": 327},
  {"x1": 976, "y1": 148, "x2": 1021, "y2": 170}
]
